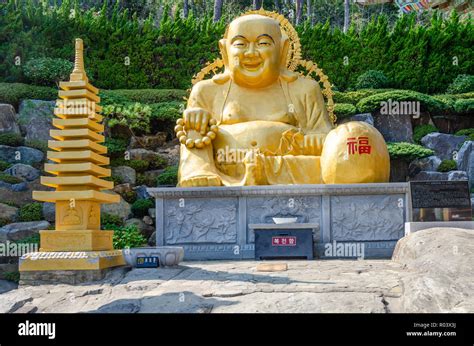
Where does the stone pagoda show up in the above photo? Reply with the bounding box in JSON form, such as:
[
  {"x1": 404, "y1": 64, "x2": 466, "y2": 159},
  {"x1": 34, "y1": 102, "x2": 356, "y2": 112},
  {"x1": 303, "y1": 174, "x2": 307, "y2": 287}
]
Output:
[{"x1": 19, "y1": 39, "x2": 125, "y2": 284}]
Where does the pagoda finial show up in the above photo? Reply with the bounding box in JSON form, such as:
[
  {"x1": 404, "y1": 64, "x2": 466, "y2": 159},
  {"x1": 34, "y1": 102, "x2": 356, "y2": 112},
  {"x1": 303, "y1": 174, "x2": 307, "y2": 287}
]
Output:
[{"x1": 70, "y1": 38, "x2": 88, "y2": 82}]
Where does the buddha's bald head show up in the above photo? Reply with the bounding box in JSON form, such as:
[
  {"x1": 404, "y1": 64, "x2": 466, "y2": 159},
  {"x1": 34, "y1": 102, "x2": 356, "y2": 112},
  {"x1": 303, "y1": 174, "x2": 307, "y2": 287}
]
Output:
[{"x1": 220, "y1": 14, "x2": 287, "y2": 88}]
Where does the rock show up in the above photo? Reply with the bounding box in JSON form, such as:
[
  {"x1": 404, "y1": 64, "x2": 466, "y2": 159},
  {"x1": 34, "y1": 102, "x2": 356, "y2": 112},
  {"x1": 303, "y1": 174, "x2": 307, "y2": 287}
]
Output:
[
  {"x1": 96, "y1": 299, "x2": 141, "y2": 313},
  {"x1": 101, "y1": 192, "x2": 131, "y2": 221},
  {"x1": 111, "y1": 166, "x2": 136, "y2": 185},
  {"x1": 129, "y1": 132, "x2": 167, "y2": 150},
  {"x1": 148, "y1": 231, "x2": 156, "y2": 246},
  {"x1": 410, "y1": 171, "x2": 448, "y2": 181},
  {"x1": 373, "y1": 111, "x2": 413, "y2": 143},
  {"x1": 0, "y1": 104, "x2": 20, "y2": 135},
  {"x1": 408, "y1": 156, "x2": 442, "y2": 177},
  {"x1": 134, "y1": 185, "x2": 151, "y2": 200},
  {"x1": 0, "y1": 280, "x2": 17, "y2": 294},
  {"x1": 0, "y1": 221, "x2": 50, "y2": 242},
  {"x1": 389, "y1": 159, "x2": 408, "y2": 182},
  {"x1": 113, "y1": 183, "x2": 133, "y2": 195},
  {"x1": 447, "y1": 170, "x2": 468, "y2": 181},
  {"x1": 128, "y1": 149, "x2": 162, "y2": 162},
  {"x1": 393, "y1": 228, "x2": 474, "y2": 312},
  {"x1": 42, "y1": 203, "x2": 55, "y2": 223},
  {"x1": 156, "y1": 144, "x2": 180, "y2": 167},
  {"x1": 0, "y1": 181, "x2": 28, "y2": 192},
  {"x1": 420, "y1": 133, "x2": 466, "y2": 160},
  {"x1": 143, "y1": 169, "x2": 164, "y2": 181},
  {"x1": 4, "y1": 163, "x2": 40, "y2": 181},
  {"x1": 340, "y1": 113, "x2": 374, "y2": 126},
  {"x1": 124, "y1": 218, "x2": 154, "y2": 239},
  {"x1": 456, "y1": 141, "x2": 474, "y2": 188},
  {"x1": 0, "y1": 145, "x2": 44, "y2": 165},
  {"x1": 18, "y1": 100, "x2": 55, "y2": 142},
  {"x1": 148, "y1": 208, "x2": 155, "y2": 218},
  {"x1": 143, "y1": 215, "x2": 153, "y2": 226},
  {"x1": 0, "y1": 203, "x2": 18, "y2": 222}
]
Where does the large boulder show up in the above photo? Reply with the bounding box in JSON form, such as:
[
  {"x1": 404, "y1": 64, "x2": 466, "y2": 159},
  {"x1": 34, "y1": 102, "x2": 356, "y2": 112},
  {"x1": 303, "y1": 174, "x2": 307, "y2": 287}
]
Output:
[
  {"x1": 128, "y1": 149, "x2": 162, "y2": 162},
  {"x1": 0, "y1": 221, "x2": 50, "y2": 242},
  {"x1": 124, "y1": 218, "x2": 154, "y2": 239},
  {"x1": 111, "y1": 166, "x2": 136, "y2": 185},
  {"x1": 0, "y1": 203, "x2": 18, "y2": 222},
  {"x1": 156, "y1": 143, "x2": 180, "y2": 167},
  {"x1": 456, "y1": 141, "x2": 474, "y2": 188},
  {"x1": 18, "y1": 100, "x2": 55, "y2": 142},
  {"x1": 129, "y1": 132, "x2": 167, "y2": 150},
  {"x1": 42, "y1": 202, "x2": 55, "y2": 223},
  {"x1": 373, "y1": 111, "x2": 413, "y2": 143},
  {"x1": 393, "y1": 228, "x2": 474, "y2": 312},
  {"x1": 0, "y1": 181, "x2": 28, "y2": 192},
  {"x1": 447, "y1": 170, "x2": 468, "y2": 181},
  {"x1": 4, "y1": 163, "x2": 40, "y2": 181},
  {"x1": 420, "y1": 133, "x2": 466, "y2": 160},
  {"x1": 101, "y1": 192, "x2": 132, "y2": 221},
  {"x1": 0, "y1": 104, "x2": 20, "y2": 135},
  {"x1": 0, "y1": 145, "x2": 44, "y2": 165},
  {"x1": 410, "y1": 171, "x2": 447, "y2": 181},
  {"x1": 339, "y1": 113, "x2": 374, "y2": 126},
  {"x1": 408, "y1": 155, "x2": 441, "y2": 177}
]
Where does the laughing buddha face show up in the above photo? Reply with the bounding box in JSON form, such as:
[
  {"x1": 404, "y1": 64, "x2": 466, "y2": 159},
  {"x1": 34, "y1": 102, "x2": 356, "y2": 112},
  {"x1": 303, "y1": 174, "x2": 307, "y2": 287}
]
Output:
[{"x1": 220, "y1": 14, "x2": 288, "y2": 89}]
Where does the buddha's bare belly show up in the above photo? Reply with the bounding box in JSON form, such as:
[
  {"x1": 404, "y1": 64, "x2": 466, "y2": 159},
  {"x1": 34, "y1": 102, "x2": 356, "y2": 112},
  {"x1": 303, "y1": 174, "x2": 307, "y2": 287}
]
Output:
[{"x1": 213, "y1": 120, "x2": 296, "y2": 154}]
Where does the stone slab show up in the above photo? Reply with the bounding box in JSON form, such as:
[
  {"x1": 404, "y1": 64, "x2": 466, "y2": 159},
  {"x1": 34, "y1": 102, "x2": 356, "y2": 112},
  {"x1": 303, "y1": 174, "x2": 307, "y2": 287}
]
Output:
[
  {"x1": 404, "y1": 221, "x2": 474, "y2": 235},
  {"x1": 148, "y1": 183, "x2": 409, "y2": 260}
]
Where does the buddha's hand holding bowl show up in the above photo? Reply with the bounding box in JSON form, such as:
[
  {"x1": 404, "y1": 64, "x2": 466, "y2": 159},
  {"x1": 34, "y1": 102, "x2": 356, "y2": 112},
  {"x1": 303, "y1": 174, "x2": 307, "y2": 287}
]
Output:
[{"x1": 175, "y1": 107, "x2": 219, "y2": 149}]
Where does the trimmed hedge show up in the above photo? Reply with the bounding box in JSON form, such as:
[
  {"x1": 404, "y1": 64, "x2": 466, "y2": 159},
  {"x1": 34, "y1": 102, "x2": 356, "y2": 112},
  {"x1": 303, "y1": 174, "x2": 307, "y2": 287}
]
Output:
[
  {"x1": 0, "y1": 83, "x2": 56, "y2": 108},
  {"x1": 334, "y1": 103, "x2": 357, "y2": 119},
  {"x1": 387, "y1": 142, "x2": 434, "y2": 162},
  {"x1": 437, "y1": 159, "x2": 457, "y2": 172}
]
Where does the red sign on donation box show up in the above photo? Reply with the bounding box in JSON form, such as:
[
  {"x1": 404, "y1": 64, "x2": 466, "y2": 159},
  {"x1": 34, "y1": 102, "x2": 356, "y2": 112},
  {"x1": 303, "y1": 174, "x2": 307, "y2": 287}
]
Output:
[{"x1": 272, "y1": 236, "x2": 297, "y2": 246}]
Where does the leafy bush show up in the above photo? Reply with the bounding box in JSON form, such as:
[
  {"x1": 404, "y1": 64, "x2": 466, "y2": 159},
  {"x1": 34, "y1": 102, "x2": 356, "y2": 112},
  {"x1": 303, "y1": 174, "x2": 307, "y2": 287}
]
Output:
[
  {"x1": 24, "y1": 139, "x2": 48, "y2": 153},
  {"x1": 149, "y1": 102, "x2": 184, "y2": 122},
  {"x1": 23, "y1": 58, "x2": 73, "y2": 86},
  {"x1": 4, "y1": 271, "x2": 20, "y2": 283},
  {"x1": 122, "y1": 190, "x2": 138, "y2": 204},
  {"x1": 136, "y1": 173, "x2": 156, "y2": 186},
  {"x1": 437, "y1": 159, "x2": 457, "y2": 172},
  {"x1": 156, "y1": 166, "x2": 178, "y2": 186},
  {"x1": 355, "y1": 70, "x2": 389, "y2": 90},
  {"x1": 453, "y1": 99, "x2": 474, "y2": 114},
  {"x1": 101, "y1": 213, "x2": 123, "y2": 227},
  {"x1": 447, "y1": 75, "x2": 474, "y2": 94},
  {"x1": 110, "y1": 224, "x2": 147, "y2": 250},
  {"x1": 334, "y1": 103, "x2": 357, "y2": 119},
  {"x1": 0, "y1": 160, "x2": 12, "y2": 171},
  {"x1": 108, "y1": 89, "x2": 187, "y2": 104},
  {"x1": 131, "y1": 199, "x2": 154, "y2": 218},
  {"x1": 0, "y1": 173, "x2": 23, "y2": 184},
  {"x1": 0, "y1": 83, "x2": 56, "y2": 108},
  {"x1": 0, "y1": 133, "x2": 24, "y2": 146},
  {"x1": 15, "y1": 233, "x2": 40, "y2": 245},
  {"x1": 455, "y1": 128, "x2": 474, "y2": 141},
  {"x1": 18, "y1": 202, "x2": 43, "y2": 222},
  {"x1": 111, "y1": 158, "x2": 149, "y2": 173},
  {"x1": 356, "y1": 90, "x2": 447, "y2": 114},
  {"x1": 413, "y1": 124, "x2": 438, "y2": 144},
  {"x1": 149, "y1": 155, "x2": 168, "y2": 170},
  {"x1": 104, "y1": 102, "x2": 152, "y2": 134},
  {"x1": 104, "y1": 175, "x2": 124, "y2": 185},
  {"x1": 387, "y1": 142, "x2": 434, "y2": 162},
  {"x1": 104, "y1": 138, "x2": 128, "y2": 158},
  {"x1": 333, "y1": 89, "x2": 395, "y2": 105}
]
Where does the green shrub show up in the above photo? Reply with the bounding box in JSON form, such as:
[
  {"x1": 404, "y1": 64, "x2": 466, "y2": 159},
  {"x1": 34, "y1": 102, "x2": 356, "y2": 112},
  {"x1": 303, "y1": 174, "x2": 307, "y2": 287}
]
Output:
[
  {"x1": 15, "y1": 233, "x2": 40, "y2": 245},
  {"x1": 452, "y1": 92, "x2": 474, "y2": 99},
  {"x1": 111, "y1": 158, "x2": 149, "y2": 173},
  {"x1": 387, "y1": 142, "x2": 434, "y2": 162},
  {"x1": 24, "y1": 139, "x2": 48, "y2": 153},
  {"x1": 122, "y1": 190, "x2": 138, "y2": 204},
  {"x1": 149, "y1": 102, "x2": 184, "y2": 122},
  {"x1": 333, "y1": 89, "x2": 395, "y2": 105},
  {"x1": 156, "y1": 166, "x2": 178, "y2": 186},
  {"x1": 0, "y1": 173, "x2": 23, "y2": 184},
  {"x1": 0, "y1": 160, "x2": 12, "y2": 171},
  {"x1": 0, "y1": 217, "x2": 10, "y2": 227},
  {"x1": 437, "y1": 159, "x2": 457, "y2": 172},
  {"x1": 23, "y1": 58, "x2": 73, "y2": 86},
  {"x1": 455, "y1": 128, "x2": 474, "y2": 141},
  {"x1": 136, "y1": 173, "x2": 156, "y2": 186},
  {"x1": 453, "y1": 99, "x2": 474, "y2": 114},
  {"x1": 109, "y1": 224, "x2": 147, "y2": 250},
  {"x1": 355, "y1": 70, "x2": 390, "y2": 90},
  {"x1": 131, "y1": 199, "x2": 154, "y2": 218},
  {"x1": 4, "y1": 271, "x2": 20, "y2": 283},
  {"x1": 104, "y1": 138, "x2": 128, "y2": 158},
  {"x1": 108, "y1": 89, "x2": 187, "y2": 104},
  {"x1": 334, "y1": 103, "x2": 357, "y2": 119},
  {"x1": 447, "y1": 75, "x2": 474, "y2": 94},
  {"x1": 0, "y1": 133, "x2": 24, "y2": 147},
  {"x1": 0, "y1": 83, "x2": 56, "y2": 108},
  {"x1": 413, "y1": 124, "x2": 438, "y2": 144},
  {"x1": 104, "y1": 102, "x2": 152, "y2": 134},
  {"x1": 149, "y1": 155, "x2": 168, "y2": 170},
  {"x1": 18, "y1": 202, "x2": 43, "y2": 222},
  {"x1": 357, "y1": 90, "x2": 447, "y2": 114},
  {"x1": 101, "y1": 213, "x2": 123, "y2": 227},
  {"x1": 104, "y1": 175, "x2": 124, "y2": 185}
]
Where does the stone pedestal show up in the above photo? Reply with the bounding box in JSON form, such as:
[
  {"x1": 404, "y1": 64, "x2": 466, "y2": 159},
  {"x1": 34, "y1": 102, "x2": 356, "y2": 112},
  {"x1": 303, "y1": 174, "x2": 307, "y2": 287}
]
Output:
[{"x1": 148, "y1": 183, "x2": 410, "y2": 260}]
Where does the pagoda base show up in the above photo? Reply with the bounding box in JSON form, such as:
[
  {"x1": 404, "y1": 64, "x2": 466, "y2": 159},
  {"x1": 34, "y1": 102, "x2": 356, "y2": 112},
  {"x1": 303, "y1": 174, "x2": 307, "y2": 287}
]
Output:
[
  {"x1": 19, "y1": 250, "x2": 126, "y2": 285},
  {"x1": 40, "y1": 229, "x2": 114, "y2": 252}
]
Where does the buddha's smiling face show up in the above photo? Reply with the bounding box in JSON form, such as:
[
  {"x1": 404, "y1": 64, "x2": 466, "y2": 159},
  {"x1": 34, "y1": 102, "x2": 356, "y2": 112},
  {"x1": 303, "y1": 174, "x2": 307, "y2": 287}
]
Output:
[{"x1": 224, "y1": 15, "x2": 283, "y2": 88}]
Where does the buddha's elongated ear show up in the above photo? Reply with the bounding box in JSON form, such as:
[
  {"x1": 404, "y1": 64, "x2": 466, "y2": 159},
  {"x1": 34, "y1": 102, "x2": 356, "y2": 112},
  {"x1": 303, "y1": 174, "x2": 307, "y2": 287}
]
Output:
[
  {"x1": 219, "y1": 39, "x2": 229, "y2": 67},
  {"x1": 280, "y1": 34, "x2": 289, "y2": 68}
]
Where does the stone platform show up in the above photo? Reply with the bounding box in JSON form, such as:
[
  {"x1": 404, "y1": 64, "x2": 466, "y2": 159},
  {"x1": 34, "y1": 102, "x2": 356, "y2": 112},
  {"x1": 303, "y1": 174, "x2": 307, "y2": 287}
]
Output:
[{"x1": 148, "y1": 183, "x2": 410, "y2": 260}]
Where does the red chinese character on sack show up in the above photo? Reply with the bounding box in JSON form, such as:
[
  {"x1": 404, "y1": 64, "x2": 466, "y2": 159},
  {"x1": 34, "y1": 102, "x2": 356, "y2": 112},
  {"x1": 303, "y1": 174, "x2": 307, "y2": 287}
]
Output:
[
  {"x1": 358, "y1": 137, "x2": 371, "y2": 155},
  {"x1": 347, "y1": 136, "x2": 371, "y2": 155},
  {"x1": 347, "y1": 137, "x2": 357, "y2": 155}
]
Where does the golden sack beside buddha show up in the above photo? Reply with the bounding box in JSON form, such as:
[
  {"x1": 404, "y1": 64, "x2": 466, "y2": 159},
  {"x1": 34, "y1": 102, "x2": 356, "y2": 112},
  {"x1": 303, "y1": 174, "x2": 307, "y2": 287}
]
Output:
[{"x1": 176, "y1": 10, "x2": 390, "y2": 187}]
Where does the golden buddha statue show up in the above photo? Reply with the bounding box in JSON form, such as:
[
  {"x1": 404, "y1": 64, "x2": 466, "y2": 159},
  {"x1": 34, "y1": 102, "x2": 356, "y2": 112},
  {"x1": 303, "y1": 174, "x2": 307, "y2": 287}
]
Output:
[{"x1": 176, "y1": 9, "x2": 390, "y2": 187}]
